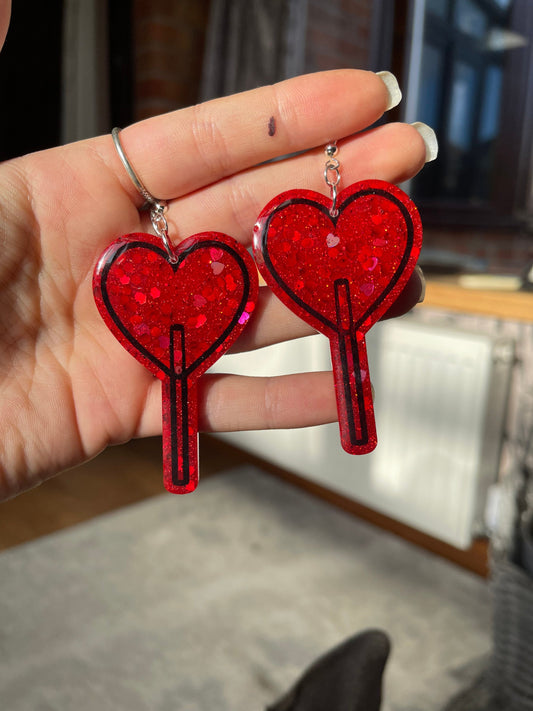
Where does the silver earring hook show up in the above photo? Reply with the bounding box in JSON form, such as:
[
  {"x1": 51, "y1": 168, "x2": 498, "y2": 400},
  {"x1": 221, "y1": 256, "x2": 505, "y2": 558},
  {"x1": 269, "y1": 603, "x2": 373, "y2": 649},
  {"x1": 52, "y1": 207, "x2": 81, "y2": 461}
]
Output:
[
  {"x1": 112, "y1": 127, "x2": 177, "y2": 263},
  {"x1": 324, "y1": 141, "x2": 340, "y2": 218}
]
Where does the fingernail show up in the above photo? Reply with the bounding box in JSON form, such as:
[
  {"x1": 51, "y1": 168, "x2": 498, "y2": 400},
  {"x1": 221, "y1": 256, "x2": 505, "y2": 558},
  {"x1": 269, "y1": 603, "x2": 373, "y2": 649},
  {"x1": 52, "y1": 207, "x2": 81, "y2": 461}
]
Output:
[
  {"x1": 415, "y1": 265, "x2": 426, "y2": 303},
  {"x1": 411, "y1": 121, "x2": 438, "y2": 162},
  {"x1": 376, "y1": 71, "x2": 402, "y2": 110}
]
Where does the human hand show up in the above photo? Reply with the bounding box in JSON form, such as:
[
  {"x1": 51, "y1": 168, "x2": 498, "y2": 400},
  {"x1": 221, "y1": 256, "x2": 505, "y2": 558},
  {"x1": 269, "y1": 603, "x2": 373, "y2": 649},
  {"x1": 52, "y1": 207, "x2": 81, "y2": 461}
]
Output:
[{"x1": 0, "y1": 69, "x2": 430, "y2": 499}]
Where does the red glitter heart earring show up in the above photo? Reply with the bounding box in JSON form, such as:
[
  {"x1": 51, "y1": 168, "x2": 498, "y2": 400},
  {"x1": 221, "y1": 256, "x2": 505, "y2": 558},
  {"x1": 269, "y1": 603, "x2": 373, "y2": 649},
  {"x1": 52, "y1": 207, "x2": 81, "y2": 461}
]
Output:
[
  {"x1": 253, "y1": 141, "x2": 422, "y2": 455},
  {"x1": 93, "y1": 129, "x2": 258, "y2": 494}
]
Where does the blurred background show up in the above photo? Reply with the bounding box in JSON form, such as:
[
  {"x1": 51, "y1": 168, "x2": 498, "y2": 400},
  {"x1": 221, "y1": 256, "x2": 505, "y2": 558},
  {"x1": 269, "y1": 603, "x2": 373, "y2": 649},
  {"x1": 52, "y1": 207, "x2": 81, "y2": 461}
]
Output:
[{"x1": 1, "y1": 2, "x2": 533, "y2": 709}]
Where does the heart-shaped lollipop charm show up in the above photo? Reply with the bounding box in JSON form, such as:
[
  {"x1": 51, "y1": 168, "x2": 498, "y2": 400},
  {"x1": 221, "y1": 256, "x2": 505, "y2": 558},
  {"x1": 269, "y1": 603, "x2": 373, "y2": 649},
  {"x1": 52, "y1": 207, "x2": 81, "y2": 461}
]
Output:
[
  {"x1": 93, "y1": 231, "x2": 258, "y2": 493},
  {"x1": 254, "y1": 179, "x2": 422, "y2": 454}
]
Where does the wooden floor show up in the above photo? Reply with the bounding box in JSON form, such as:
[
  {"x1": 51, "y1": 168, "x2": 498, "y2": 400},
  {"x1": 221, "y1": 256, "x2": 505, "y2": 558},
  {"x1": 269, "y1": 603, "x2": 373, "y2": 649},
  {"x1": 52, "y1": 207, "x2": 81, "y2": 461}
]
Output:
[
  {"x1": 0, "y1": 435, "x2": 489, "y2": 577},
  {"x1": 0, "y1": 435, "x2": 246, "y2": 551}
]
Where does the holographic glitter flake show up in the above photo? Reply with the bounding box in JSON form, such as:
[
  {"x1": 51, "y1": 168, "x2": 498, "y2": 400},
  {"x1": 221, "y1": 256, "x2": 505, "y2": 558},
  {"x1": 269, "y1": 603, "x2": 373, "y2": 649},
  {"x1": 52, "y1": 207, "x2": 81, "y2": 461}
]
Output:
[
  {"x1": 93, "y1": 231, "x2": 258, "y2": 494},
  {"x1": 253, "y1": 179, "x2": 422, "y2": 455}
]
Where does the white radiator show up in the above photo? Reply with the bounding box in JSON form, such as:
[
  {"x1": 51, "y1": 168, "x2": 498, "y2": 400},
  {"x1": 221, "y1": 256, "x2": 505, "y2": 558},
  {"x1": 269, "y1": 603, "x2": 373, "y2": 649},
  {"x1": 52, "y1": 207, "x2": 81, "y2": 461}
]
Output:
[{"x1": 210, "y1": 317, "x2": 514, "y2": 549}]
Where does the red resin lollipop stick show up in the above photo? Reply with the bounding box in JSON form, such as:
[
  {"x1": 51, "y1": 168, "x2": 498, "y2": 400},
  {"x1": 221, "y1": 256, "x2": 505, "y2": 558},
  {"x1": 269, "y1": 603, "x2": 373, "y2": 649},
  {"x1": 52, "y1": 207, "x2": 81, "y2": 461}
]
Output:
[
  {"x1": 332, "y1": 280, "x2": 375, "y2": 453},
  {"x1": 254, "y1": 168, "x2": 422, "y2": 456},
  {"x1": 94, "y1": 232, "x2": 258, "y2": 494},
  {"x1": 162, "y1": 326, "x2": 198, "y2": 493}
]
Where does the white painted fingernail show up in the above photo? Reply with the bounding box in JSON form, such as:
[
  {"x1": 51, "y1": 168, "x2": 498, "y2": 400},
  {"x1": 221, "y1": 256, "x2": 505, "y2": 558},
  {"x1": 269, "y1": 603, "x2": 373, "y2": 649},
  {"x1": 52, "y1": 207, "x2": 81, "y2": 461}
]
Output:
[
  {"x1": 376, "y1": 71, "x2": 402, "y2": 110},
  {"x1": 415, "y1": 265, "x2": 426, "y2": 303},
  {"x1": 411, "y1": 121, "x2": 439, "y2": 162}
]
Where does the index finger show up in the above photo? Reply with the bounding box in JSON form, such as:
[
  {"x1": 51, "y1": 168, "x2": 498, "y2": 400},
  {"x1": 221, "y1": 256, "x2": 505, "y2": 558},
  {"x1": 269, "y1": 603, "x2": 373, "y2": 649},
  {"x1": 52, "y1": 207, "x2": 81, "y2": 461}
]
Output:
[{"x1": 107, "y1": 69, "x2": 398, "y2": 203}]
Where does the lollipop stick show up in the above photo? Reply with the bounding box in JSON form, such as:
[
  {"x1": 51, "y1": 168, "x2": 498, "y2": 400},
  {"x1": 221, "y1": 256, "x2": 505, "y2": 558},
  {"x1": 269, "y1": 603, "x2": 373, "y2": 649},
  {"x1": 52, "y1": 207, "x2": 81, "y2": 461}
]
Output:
[
  {"x1": 162, "y1": 325, "x2": 199, "y2": 494},
  {"x1": 332, "y1": 279, "x2": 377, "y2": 454}
]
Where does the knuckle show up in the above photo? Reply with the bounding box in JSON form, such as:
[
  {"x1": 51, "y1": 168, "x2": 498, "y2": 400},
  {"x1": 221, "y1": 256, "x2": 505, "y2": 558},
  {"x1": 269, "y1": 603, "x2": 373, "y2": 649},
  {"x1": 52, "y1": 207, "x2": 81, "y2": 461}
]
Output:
[
  {"x1": 189, "y1": 103, "x2": 232, "y2": 177},
  {"x1": 263, "y1": 376, "x2": 282, "y2": 430},
  {"x1": 226, "y1": 177, "x2": 261, "y2": 240}
]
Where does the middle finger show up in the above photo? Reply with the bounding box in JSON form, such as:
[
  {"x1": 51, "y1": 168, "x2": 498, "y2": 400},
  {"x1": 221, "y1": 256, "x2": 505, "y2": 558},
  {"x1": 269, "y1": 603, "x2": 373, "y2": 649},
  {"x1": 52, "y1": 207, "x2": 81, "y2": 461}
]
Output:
[{"x1": 163, "y1": 121, "x2": 428, "y2": 244}]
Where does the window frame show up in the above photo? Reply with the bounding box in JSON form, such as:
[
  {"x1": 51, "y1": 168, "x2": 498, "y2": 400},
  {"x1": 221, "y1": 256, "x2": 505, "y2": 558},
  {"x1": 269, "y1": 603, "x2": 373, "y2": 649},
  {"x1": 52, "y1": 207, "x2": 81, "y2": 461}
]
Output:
[{"x1": 377, "y1": 0, "x2": 533, "y2": 229}]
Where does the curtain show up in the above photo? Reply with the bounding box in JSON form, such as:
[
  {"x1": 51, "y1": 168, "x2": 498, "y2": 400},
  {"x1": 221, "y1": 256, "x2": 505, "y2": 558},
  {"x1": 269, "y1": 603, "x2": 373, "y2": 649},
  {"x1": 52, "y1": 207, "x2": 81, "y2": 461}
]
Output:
[
  {"x1": 61, "y1": 0, "x2": 110, "y2": 143},
  {"x1": 201, "y1": 0, "x2": 308, "y2": 101}
]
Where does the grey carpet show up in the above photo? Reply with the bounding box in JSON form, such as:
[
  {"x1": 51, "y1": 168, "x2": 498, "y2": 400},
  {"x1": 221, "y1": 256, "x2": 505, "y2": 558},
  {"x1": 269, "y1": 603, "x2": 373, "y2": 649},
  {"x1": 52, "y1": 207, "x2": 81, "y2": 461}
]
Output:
[{"x1": 0, "y1": 466, "x2": 491, "y2": 711}]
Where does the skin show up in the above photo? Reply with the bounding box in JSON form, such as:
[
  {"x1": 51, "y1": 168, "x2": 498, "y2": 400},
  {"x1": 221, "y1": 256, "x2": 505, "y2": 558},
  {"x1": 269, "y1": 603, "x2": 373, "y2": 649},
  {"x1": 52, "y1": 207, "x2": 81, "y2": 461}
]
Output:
[
  {"x1": 0, "y1": 0, "x2": 9, "y2": 49},
  {"x1": 0, "y1": 4, "x2": 427, "y2": 499}
]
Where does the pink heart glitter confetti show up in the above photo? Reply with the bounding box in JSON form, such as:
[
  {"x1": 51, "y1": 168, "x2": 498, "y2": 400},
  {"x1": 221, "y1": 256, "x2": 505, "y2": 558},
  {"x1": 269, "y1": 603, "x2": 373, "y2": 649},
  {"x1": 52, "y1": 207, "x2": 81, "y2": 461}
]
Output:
[{"x1": 326, "y1": 232, "x2": 340, "y2": 248}]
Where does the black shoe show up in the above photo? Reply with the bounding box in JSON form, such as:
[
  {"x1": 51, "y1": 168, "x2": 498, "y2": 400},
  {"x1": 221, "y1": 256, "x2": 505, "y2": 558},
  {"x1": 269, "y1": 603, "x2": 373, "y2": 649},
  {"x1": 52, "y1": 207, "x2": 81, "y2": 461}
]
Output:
[{"x1": 266, "y1": 629, "x2": 391, "y2": 711}]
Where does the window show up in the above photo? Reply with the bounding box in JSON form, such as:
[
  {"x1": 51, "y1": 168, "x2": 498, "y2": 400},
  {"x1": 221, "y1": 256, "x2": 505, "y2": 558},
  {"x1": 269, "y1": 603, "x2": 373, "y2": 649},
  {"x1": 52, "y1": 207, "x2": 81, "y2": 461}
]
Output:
[{"x1": 393, "y1": 0, "x2": 533, "y2": 228}]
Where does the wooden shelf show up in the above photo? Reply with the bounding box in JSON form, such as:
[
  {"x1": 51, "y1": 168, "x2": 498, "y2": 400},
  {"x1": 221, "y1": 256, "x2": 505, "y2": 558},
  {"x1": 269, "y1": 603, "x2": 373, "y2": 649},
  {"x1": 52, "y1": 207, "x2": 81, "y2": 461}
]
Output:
[{"x1": 422, "y1": 280, "x2": 533, "y2": 322}]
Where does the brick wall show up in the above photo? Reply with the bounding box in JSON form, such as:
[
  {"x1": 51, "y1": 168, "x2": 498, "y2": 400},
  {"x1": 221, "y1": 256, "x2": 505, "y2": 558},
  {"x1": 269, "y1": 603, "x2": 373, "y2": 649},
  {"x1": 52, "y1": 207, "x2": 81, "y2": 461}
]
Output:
[
  {"x1": 132, "y1": 0, "x2": 374, "y2": 121},
  {"x1": 305, "y1": 0, "x2": 373, "y2": 72},
  {"x1": 133, "y1": 0, "x2": 210, "y2": 121}
]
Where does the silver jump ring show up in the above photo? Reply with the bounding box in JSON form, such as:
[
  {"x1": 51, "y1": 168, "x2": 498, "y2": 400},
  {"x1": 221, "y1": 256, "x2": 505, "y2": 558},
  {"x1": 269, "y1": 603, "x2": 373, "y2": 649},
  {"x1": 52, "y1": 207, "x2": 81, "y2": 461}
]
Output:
[
  {"x1": 324, "y1": 160, "x2": 340, "y2": 187},
  {"x1": 324, "y1": 142, "x2": 340, "y2": 217},
  {"x1": 150, "y1": 203, "x2": 175, "y2": 260},
  {"x1": 112, "y1": 127, "x2": 176, "y2": 262},
  {"x1": 329, "y1": 183, "x2": 339, "y2": 218}
]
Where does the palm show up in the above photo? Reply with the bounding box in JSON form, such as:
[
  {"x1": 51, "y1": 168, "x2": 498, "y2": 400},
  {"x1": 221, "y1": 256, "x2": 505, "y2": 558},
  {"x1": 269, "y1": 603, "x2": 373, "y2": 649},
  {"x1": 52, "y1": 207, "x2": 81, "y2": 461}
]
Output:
[
  {"x1": 0, "y1": 144, "x2": 153, "y2": 492},
  {"x1": 0, "y1": 70, "x2": 428, "y2": 498}
]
